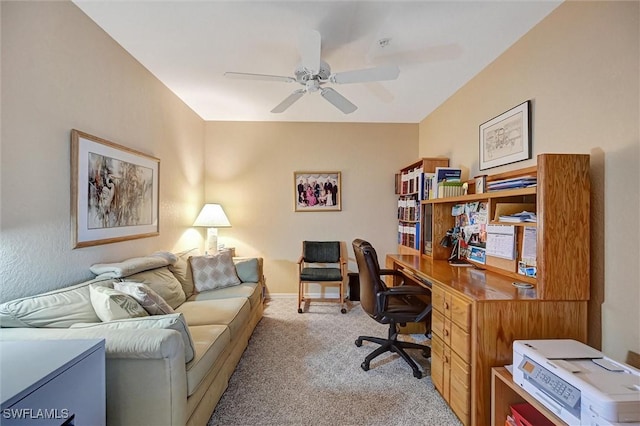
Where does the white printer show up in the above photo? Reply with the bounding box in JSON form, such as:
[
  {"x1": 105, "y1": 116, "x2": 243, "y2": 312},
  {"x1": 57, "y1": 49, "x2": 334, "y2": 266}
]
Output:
[{"x1": 513, "y1": 339, "x2": 640, "y2": 426}]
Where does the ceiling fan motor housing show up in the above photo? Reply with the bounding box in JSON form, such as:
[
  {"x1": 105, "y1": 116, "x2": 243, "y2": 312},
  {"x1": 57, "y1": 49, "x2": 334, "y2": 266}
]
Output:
[{"x1": 295, "y1": 60, "x2": 331, "y2": 83}]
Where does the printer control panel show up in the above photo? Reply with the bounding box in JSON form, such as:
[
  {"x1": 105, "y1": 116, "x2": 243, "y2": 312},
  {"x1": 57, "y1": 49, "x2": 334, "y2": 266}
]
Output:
[{"x1": 518, "y1": 356, "x2": 581, "y2": 418}]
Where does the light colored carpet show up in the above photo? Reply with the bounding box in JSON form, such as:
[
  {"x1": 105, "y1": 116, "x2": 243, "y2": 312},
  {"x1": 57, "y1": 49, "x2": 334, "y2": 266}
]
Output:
[{"x1": 207, "y1": 298, "x2": 462, "y2": 426}]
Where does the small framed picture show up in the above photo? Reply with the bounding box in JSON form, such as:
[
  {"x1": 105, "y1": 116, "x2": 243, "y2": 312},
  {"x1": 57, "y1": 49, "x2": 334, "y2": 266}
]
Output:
[
  {"x1": 468, "y1": 246, "x2": 486, "y2": 265},
  {"x1": 475, "y1": 175, "x2": 487, "y2": 194},
  {"x1": 294, "y1": 171, "x2": 341, "y2": 212}
]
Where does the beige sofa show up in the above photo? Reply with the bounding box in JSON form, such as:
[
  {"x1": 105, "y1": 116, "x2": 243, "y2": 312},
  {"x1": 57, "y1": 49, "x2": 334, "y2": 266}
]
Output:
[{"x1": 0, "y1": 251, "x2": 265, "y2": 426}]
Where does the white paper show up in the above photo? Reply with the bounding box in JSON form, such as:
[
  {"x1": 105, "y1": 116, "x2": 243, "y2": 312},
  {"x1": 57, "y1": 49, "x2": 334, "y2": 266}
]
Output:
[
  {"x1": 486, "y1": 225, "x2": 516, "y2": 260},
  {"x1": 522, "y1": 227, "x2": 537, "y2": 265}
]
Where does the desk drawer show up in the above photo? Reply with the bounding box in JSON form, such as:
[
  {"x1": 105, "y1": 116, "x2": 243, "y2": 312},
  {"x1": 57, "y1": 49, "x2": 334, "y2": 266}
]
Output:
[
  {"x1": 449, "y1": 293, "x2": 471, "y2": 331},
  {"x1": 449, "y1": 351, "x2": 470, "y2": 424},
  {"x1": 432, "y1": 285, "x2": 446, "y2": 314},
  {"x1": 432, "y1": 309, "x2": 445, "y2": 341},
  {"x1": 430, "y1": 335, "x2": 445, "y2": 395},
  {"x1": 450, "y1": 321, "x2": 470, "y2": 360}
]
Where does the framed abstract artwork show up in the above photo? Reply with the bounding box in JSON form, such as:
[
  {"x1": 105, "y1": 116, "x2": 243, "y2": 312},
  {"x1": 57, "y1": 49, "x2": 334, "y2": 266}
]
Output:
[
  {"x1": 479, "y1": 100, "x2": 531, "y2": 170},
  {"x1": 294, "y1": 171, "x2": 341, "y2": 212},
  {"x1": 71, "y1": 129, "x2": 160, "y2": 248}
]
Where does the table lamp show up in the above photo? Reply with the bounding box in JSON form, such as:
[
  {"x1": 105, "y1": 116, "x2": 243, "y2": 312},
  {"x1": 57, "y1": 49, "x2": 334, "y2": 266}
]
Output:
[{"x1": 192, "y1": 204, "x2": 231, "y2": 254}]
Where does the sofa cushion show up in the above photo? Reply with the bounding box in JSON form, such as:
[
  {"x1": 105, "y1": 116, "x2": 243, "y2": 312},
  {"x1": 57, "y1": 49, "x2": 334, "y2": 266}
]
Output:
[
  {"x1": 126, "y1": 266, "x2": 186, "y2": 309},
  {"x1": 176, "y1": 298, "x2": 250, "y2": 341},
  {"x1": 168, "y1": 248, "x2": 199, "y2": 299},
  {"x1": 114, "y1": 281, "x2": 175, "y2": 316},
  {"x1": 90, "y1": 254, "x2": 174, "y2": 278},
  {"x1": 187, "y1": 283, "x2": 261, "y2": 309},
  {"x1": 89, "y1": 285, "x2": 149, "y2": 322},
  {"x1": 233, "y1": 258, "x2": 260, "y2": 283},
  {"x1": 190, "y1": 252, "x2": 241, "y2": 292},
  {"x1": 0, "y1": 277, "x2": 114, "y2": 328},
  {"x1": 185, "y1": 324, "x2": 230, "y2": 396},
  {"x1": 70, "y1": 313, "x2": 195, "y2": 363}
]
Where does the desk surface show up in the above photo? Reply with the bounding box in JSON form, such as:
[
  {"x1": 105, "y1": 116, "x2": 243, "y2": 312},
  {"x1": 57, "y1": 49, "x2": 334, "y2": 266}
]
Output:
[{"x1": 387, "y1": 254, "x2": 539, "y2": 302}]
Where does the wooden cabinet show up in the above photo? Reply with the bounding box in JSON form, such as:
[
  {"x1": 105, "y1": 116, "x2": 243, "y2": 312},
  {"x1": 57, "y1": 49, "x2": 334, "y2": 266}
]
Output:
[
  {"x1": 431, "y1": 282, "x2": 472, "y2": 424},
  {"x1": 396, "y1": 157, "x2": 449, "y2": 256},
  {"x1": 387, "y1": 152, "x2": 591, "y2": 426}
]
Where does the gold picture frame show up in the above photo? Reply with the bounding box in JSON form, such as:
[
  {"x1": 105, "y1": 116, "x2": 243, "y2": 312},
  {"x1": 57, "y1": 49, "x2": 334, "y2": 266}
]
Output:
[
  {"x1": 71, "y1": 129, "x2": 160, "y2": 248},
  {"x1": 294, "y1": 171, "x2": 341, "y2": 212}
]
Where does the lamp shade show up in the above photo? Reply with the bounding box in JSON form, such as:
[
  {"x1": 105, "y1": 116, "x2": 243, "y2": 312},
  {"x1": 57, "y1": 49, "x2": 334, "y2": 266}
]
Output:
[{"x1": 192, "y1": 204, "x2": 231, "y2": 228}]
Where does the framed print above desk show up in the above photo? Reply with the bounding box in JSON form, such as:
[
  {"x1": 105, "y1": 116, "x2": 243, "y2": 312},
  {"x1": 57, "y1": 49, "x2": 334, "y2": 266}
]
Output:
[{"x1": 479, "y1": 100, "x2": 531, "y2": 170}]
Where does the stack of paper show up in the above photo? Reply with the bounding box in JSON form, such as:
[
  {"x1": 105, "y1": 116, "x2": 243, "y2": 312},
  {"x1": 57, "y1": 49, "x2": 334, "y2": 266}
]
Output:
[
  {"x1": 488, "y1": 175, "x2": 537, "y2": 191},
  {"x1": 499, "y1": 211, "x2": 537, "y2": 223}
]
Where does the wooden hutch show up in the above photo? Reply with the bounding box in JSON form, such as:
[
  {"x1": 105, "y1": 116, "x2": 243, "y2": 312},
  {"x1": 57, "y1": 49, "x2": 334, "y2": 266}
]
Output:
[{"x1": 386, "y1": 153, "x2": 590, "y2": 425}]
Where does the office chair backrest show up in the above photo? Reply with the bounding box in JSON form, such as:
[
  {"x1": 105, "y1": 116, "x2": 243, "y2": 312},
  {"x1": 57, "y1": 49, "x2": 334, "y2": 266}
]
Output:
[
  {"x1": 303, "y1": 241, "x2": 341, "y2": 263},
  {"x1": 352, "y1": 239, "x2": 387, "y2": 318}
]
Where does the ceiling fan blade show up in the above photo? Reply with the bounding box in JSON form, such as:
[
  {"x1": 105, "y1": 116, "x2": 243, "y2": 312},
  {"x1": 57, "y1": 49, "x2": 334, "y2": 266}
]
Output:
[
  {"x1": 271, "y1": 89, "x2": 305, "y2": 113},
  {"x1": 320, "y1": 87, "x2": 357, "y2": 114},
  {"x1": 299, "y1": 29, "x2": 321, "y2": 74},
  {"x1": 224, "y1": 72, "x2": 295, "y2": 83},
  {"x1": 330, "y1": 64, "x2": 400, "y2": 84}
]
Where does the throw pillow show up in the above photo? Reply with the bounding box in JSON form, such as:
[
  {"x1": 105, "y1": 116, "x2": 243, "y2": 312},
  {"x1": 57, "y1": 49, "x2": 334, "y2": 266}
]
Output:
[
  {"x1": 233, "y1": 258, "x2": 260, "y2": 283},
  {"x1": 70, "y1": 313, "x2": 195, "y2": 363},
  {"x1": 189, "y1": 251, "x2": 241, "y2": 292},
  {"x1": 89, "y1": 285, "x2": 148, "y2": 322},
  {"x1": 126, "y1": 266, "x2": 186, "y2": 309},
  {"x1": 168, "y1": 248, "x2": 199, "y2": 299},
  {"x1": 113, "y1": 281, "x2": 174, "y2": 316}
]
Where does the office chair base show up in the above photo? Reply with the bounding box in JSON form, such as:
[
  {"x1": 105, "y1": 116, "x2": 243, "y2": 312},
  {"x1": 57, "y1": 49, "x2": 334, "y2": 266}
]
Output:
[{"x1": 355, "y1": 334, "x2": 430, "y2": 379}]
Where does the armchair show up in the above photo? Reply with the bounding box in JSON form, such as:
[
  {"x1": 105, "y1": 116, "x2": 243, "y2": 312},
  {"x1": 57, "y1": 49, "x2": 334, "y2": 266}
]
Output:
[{"x1": 352, "y1": 239, "x2": 432, "y2": 378}]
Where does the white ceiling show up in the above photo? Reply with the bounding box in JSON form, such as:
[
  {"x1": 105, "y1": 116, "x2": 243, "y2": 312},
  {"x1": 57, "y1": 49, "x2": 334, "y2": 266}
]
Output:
[{"x1": 73, "y1": 1, "x2": 561, "y2": 123}]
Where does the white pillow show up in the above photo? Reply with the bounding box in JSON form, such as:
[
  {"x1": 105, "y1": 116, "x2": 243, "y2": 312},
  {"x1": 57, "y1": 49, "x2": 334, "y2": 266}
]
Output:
[
  {"x1": 70, "y1": 313, "x2": 195, "y2": 363},
  {"x1": 189, "y1": 251, "x2": 241, "y2": 292},
  {"x1": 113, "y1": 281, "x2": 174, "y2": 316},
  {"x1": 90, "y1": 255, "x2": 171, "y2": 278},
  {"x1": 89, "y1": 285, "x2": 148, "y2": 322}
]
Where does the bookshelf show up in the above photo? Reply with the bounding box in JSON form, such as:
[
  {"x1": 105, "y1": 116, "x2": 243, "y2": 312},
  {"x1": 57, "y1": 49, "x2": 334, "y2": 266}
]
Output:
[{"x1": 395, "y1": 157, "x2": 449, "y2": 255}]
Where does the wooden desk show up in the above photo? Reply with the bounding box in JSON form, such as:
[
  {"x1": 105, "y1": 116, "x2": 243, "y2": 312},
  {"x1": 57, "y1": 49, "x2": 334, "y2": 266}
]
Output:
[{"x1": 386, "y1": 254, "x2": 587, "y2": 426}]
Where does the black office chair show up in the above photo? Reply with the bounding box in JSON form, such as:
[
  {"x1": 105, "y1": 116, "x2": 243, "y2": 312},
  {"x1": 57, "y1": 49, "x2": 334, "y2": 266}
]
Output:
[{"x1": 352, "y1": 239, "x2": 432, "y2": 379}]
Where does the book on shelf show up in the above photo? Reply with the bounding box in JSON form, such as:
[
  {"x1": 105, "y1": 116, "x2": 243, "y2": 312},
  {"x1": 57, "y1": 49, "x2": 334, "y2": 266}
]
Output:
[
  {"x1": 433, "y1": 167, "x2": 462, "y2": 198},
  {"x1": 437, "y1": 181, "x2": 465, "y2": 198}
]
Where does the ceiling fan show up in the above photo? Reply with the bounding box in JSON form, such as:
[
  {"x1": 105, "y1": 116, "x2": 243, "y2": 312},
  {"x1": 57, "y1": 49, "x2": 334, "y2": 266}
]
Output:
[{"x1": 224, "y1": 30, "x2": 400, "y2": 114}]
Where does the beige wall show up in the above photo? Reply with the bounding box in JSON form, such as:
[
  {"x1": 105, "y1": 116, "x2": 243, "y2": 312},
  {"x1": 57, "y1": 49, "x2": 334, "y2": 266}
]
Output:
[
  {"x1": 204, "y1": 122, "x2": 417, "y2": 295},
  {"x1": 418, "y1": 1, "x2": 639, "y2": 362},
  {"x1": 0, "y1": 1, "x2": 205, "y2": 302}
]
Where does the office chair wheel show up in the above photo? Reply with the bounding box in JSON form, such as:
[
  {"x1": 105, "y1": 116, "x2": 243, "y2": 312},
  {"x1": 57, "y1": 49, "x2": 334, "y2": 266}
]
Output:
[
  {"x1": 361, "y1": 361, "x2": 370, "y2": 372},
  {"x1": 297, "y1": 308, "x2": 303, "y2": 314},
  {"x1": 341, "y1": 308, "x2": 347, "y2": 314},
  {"x1": 355, "y1": 339, "x2": 362, "y2": 347},
  {"x1": 413, "y1": 370, "x2": 422, "y2": 379}
]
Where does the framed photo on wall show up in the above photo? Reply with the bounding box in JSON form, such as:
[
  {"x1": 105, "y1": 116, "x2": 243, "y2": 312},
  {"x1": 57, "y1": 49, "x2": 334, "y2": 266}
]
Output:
[
  {"x1": 479, "y1": 100, "x2": 531, "y2": 170},
  {"x1": 294, "y1": 171, "x2": 341, "y2": 212},
  {"x1": 71, "y1": 129, "x2": 160, "y2": 248}
]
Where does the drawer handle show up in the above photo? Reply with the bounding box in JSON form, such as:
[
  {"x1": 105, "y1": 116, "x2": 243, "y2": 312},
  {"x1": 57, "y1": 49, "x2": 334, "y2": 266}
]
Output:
[
  {"x1": 444, "y1": 329, "x2": 449, "y2": 337},
  {"x1": 444, "y1": 355, "x2": 449, "y2": 364},
  {"x1": 444, "y1": 302, "x2": 450, "y2": 310}
]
